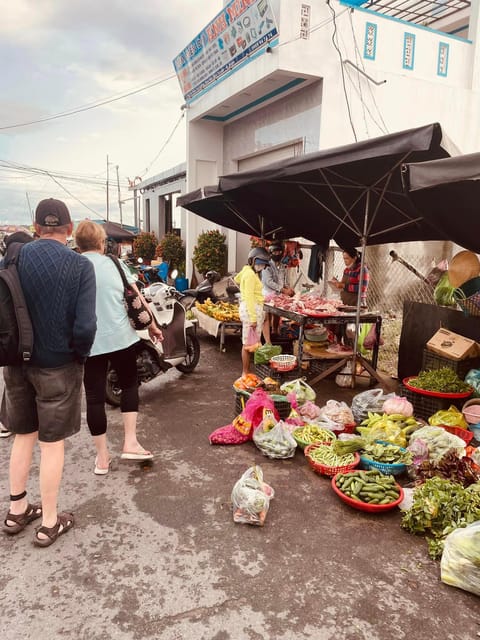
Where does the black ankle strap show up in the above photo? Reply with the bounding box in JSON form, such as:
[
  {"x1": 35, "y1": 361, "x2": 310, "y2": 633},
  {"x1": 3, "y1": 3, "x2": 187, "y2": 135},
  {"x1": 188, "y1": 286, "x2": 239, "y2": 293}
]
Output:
[{"x1": 10, "y1": 491, "x2": 27, "y2": 501}]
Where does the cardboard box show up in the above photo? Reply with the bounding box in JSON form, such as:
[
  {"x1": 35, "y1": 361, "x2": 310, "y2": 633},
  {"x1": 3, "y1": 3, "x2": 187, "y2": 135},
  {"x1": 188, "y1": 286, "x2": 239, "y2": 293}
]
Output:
[{"x1": 426, "y1": 328, "x2": 480, "y2": 361}]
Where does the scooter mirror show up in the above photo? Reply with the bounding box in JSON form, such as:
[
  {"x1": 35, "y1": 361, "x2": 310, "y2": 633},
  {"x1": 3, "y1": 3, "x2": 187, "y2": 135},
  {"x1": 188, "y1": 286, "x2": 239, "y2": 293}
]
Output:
[
  {"x1": 170, "y1": 268, "x2": 178, "y2": 280},
  {"x1": 137, "y1": 257, "x2": 144, "y2": 264}
]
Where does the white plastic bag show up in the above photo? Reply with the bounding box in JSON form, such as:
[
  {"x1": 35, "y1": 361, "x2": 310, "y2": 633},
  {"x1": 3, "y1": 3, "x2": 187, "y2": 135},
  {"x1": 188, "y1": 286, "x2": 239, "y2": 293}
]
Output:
[
  {"x1": 319, "y1": 399, "x2": 354, "y2": 426},
  {"x1": 335, "y1": 361, "x2": 353, "y2": 388},
  {"x1": 253, "y1": 420, "x2": 297, "y2": 459},
  {"x1": 280, "y1": 378, "x2": 316, "y2": 405},
  {"x1": 351, "y1": 389, "x2": 395, "y2": 423},
  {"x1": 441, "y1": 521, "x2": 480, "y2": 596},
  {"x1": 231, "y1": 465, "x2": 274, "y2": 526}
]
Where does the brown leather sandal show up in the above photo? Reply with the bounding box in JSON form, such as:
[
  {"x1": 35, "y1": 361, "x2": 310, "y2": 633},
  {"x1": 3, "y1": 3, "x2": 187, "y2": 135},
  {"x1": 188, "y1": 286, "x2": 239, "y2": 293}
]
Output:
[
  {"x1": 3, "y1": 503, "x2": 42, "y2": 535},
  {"x1": 33, "y1": 512, "x2": 74, "y2": 547}
]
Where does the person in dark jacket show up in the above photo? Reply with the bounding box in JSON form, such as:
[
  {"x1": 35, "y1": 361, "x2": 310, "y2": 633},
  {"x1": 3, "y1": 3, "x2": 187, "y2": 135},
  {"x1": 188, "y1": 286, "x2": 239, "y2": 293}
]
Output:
[
  {"x1": 0, "y1": 231, "x2": 35, "y2": 438},
  {"x1": 2, "y1": 199, "x2": 97, "y2": 547}
]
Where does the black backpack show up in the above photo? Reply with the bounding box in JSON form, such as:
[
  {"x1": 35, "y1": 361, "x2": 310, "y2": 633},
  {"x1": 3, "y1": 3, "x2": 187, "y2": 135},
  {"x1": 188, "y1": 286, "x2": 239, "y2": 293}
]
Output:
[{"x1": 0, "y1": 242, "x2": 34, "y2": 365}]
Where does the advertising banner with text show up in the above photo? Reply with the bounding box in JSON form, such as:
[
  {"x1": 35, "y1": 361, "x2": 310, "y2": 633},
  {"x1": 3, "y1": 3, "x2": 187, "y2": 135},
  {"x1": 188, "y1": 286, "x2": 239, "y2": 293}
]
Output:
[{"x1": 173, "y1": 0, "x2": 279, "y2": 104}]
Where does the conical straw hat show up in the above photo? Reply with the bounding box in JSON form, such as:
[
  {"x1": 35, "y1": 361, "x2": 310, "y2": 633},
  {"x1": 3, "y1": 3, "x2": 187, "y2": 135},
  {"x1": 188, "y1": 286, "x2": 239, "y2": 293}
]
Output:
[{"x1": 448, "y1": 251, "x2": 480, "y2": 288}]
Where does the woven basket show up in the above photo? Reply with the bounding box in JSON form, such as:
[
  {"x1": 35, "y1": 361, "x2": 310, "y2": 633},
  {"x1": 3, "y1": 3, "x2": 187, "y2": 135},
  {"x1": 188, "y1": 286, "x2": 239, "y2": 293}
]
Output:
[
  {"x1": 292, "y1": 426, "x2": 337, "y2": 449},
  {"x1": 233, "y1": 388, "x2": 291, "y2": 419},
  {"x1": 359, "y1": 456, "x2": 406, "y2": 476},
  {"x1": 454, "y1": 288, "x2": 480, "y2": 317},
  {"x1": 436, "y1": 424, "x2": 473, "y2": 445},
  {"x1": 269, "y1": 354, "x2": 297, "y2": 372},
  {"x1": 304, "y1": 443, "x2": 360, "y2": 477}
]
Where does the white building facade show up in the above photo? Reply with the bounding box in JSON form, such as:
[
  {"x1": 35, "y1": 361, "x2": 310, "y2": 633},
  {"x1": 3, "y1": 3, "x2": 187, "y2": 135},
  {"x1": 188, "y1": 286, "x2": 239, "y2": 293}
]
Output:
[{"x1": 171, "y1": 0, "x2": 478, "y2": 278}]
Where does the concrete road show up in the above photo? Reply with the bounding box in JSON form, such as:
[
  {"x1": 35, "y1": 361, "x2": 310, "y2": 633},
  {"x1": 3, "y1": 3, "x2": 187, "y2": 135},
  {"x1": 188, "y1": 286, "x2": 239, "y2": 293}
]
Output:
[{"x1": 0, "y1": 329, "x2": 478, "y2": 640}]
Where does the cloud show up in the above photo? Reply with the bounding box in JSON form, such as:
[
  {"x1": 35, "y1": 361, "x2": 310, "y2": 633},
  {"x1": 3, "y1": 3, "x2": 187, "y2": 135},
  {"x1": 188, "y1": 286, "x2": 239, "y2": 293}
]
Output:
[{"x1": 0, "y1": 0, "x2": 224, "y2": 225}]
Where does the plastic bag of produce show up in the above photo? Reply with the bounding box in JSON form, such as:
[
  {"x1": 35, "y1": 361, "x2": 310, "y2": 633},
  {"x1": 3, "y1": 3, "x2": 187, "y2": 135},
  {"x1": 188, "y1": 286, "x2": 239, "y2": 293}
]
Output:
[
  {"x1": 280, "y1": 378, "x2": 316, "y2": 405},
  {"x1": 319, "y1": 400, "x2": 354, "y2": 426},
  {"x1": 244, "y1": 325, "x2": 262, "y2": 353},
  {"x1": 465, "y1": 369, "x2": 480, "y2": 398},
  {"x1": 231, "y1": 465, "x2": 274, "y2": 526},
  {"x1": 253, "y1": 420, "x2": 297, "y2": 459},
  {"x1": 434, "y1": 272, "x2": 456, "y2": 307},
  {"x1": 409, "y1": 425, "x2": 466, "y2": 462},
  {"x1": 297, "y1": 400, "x2": 321, "y2": 421},
  {"x1": 428, "y1": 405, "x2": 468, "y2": 430},
  {"x1": 254, "y1": 342, "x2": 282, "y2": 365},
  {"x1": 351, "y1": 389, "x2": 395, "y2": 423},
  {"x1": 441, "y1": 521, "x2": 480, "y2": 596}
]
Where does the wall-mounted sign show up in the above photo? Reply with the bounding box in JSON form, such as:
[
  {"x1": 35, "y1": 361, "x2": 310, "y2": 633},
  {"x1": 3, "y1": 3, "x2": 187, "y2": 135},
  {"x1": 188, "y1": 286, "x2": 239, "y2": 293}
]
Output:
[
  {"x1": 363, "y1": 22, "x2": 377, "y2": 60},
  {"x1": 173, "y1": 0, "x2": 279, "y2": 104},
  {"x1": 437, "y1": 42, "x2": 449, "y2": 77},
  {"x1": 300, "y1": 4, "x2": 311, "y2": 40},
  {"x1": 403, "y1": 32, "x2": 415, "y2": 70}
]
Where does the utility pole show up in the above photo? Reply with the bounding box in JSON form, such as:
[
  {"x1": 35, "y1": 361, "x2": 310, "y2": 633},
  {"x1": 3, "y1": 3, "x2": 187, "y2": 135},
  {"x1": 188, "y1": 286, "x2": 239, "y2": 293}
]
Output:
[
  {"x1": 106, "y1": 154, "x2": 110, "y2": 221},
  {"x1": 25, "y1": 192, "x2": 33, "y2": 224},
  {"x1": 116, "y1": 165, "x2": 123, "y2": 227}
]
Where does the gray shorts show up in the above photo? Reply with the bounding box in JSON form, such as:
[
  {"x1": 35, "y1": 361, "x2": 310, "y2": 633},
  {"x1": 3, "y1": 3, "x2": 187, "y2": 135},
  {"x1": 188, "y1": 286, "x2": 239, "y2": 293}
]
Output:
[{"x1": 4, "y1": 361, "x2": 84, "y2": 443}]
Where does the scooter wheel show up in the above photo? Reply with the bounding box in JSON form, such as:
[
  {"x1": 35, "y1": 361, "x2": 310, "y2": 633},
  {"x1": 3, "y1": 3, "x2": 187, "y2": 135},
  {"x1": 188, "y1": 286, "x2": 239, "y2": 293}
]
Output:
[
  {"x1": 105, "y1": 365, "x2": 122, "y2": 407},
  {"x1": 175, "y1": 331, "x2": 200, "y2": 373}
]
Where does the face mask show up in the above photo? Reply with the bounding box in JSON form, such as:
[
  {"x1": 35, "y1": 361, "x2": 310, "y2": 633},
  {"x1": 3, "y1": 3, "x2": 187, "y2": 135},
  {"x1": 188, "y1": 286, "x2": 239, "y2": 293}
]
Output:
[{"x1": 271, "y1": 253, "x2": 282, "y2": 262}]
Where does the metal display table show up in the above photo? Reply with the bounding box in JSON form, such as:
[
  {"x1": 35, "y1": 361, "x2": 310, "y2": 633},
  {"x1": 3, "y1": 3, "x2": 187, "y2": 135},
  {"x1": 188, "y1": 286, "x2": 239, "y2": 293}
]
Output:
[
  {"x1": 192, "y1": 308, "x2": 241, "y2": 352},
  {"x1": 264, "y1": 304, "x2": 383, "y2": 385}
]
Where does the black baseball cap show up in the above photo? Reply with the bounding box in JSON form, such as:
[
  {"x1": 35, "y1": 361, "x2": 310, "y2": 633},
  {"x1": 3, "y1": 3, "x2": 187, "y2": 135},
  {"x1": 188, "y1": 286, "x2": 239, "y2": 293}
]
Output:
[{"x1": 35, "y1": 198, "x2": 72, "y2": 227}]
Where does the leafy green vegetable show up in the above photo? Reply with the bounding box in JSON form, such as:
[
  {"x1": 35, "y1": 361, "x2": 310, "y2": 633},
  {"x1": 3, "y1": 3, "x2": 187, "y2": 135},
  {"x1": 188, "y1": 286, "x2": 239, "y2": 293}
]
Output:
[
  {"x1": 401, "y1": 477, "x2": 480, "y2": 559},
  {"x1": 408, "y1": 368, "x2": 473, "y2": 394}
]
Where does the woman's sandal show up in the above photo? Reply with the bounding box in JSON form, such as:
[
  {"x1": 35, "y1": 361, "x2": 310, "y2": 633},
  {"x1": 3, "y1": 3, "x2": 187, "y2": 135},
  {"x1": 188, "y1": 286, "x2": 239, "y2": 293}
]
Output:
[
  {"x1": 33, "y1": 512, "x2": 74, "y2": 548},
  {"x1": 3, "y1": 503, "x2": 42, "y2": 535}
]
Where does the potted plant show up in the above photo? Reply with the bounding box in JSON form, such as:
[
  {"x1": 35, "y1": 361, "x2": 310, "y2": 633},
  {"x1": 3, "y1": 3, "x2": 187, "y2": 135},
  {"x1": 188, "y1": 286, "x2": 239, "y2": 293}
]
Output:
[
  {"x1": 193, "y1": 230, "x2": 227, "y2": 276},
  {"x1": 157, "y1": 233, "x2": 186, "y2": 271},
  {"x1": 133, "y1": 231, "x2": 158, "y2": 264}
]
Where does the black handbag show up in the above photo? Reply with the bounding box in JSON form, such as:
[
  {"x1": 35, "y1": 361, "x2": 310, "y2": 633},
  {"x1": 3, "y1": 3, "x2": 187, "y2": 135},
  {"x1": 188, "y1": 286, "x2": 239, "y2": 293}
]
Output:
[{"x1": 106, "y1": 254, "x2": 153, "y2": 330}]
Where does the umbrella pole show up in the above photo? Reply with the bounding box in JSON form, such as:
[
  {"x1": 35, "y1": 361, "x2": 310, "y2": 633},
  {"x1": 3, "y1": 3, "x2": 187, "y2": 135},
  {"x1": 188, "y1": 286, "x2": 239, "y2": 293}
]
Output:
[{"x1": 351, "y1": 190, "x2": 383, "y2": 388}]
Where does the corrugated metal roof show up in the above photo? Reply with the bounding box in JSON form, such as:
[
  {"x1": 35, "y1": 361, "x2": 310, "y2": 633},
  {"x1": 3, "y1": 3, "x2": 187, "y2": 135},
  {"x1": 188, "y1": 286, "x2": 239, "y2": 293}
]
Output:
[{"x1": 359, "y1": 1, "x2": 470, "y2": 27}]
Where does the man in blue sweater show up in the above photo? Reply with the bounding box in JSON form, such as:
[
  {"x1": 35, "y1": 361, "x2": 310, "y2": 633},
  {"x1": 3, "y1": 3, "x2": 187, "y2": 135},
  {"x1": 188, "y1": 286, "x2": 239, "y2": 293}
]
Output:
[{"x1": 2, "y1": 198, "x2": 97, "y2": 547}]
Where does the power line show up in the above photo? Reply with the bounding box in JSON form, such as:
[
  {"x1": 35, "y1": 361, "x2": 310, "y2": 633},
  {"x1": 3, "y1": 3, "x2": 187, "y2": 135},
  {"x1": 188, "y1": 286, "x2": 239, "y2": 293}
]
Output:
[
  {"x1": 139, "y1": 112, "x2": 185, "y2": 178},
  {"x1": 327, "y1": 1, "x2": 358, "y2": 142},
  {"x1": 0, "y1": 72, "x2": 176, "y2": 131}
]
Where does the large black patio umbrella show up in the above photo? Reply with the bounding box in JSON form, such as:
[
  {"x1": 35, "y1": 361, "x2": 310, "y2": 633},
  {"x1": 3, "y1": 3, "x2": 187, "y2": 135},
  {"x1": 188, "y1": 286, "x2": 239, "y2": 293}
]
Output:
[
  {"x1": 178, "y1": 123, "x2": 456, "y2": 385},
  {"x1": 177, "y1": 185, "x2": 301, "y2": 240},
  {"x1": 401, "y1": 152, "x2": 480, "y2": 254}
]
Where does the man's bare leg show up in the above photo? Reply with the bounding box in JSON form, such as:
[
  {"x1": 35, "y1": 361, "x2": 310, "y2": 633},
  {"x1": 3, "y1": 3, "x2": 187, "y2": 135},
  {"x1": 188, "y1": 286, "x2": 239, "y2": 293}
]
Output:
[
  {"x1": 6, "y1": 432, "x2": 38, "y2": 523},
  {"x1": 37, "y1": 440, "x2": 64, "y2": 533}
]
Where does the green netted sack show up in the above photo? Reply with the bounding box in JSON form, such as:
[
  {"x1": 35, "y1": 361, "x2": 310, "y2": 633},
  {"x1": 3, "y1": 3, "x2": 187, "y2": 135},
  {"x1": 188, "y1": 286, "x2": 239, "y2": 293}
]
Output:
[{"x1": 254, "y1": 343, "x2": 282, "y2": 365}]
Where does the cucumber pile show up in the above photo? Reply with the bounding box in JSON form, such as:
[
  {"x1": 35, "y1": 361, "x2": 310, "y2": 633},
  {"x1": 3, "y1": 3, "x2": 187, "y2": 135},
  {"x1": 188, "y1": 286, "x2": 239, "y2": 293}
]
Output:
[{"x1": 335, "y1": 470, "x2": 401, "y2": 505}]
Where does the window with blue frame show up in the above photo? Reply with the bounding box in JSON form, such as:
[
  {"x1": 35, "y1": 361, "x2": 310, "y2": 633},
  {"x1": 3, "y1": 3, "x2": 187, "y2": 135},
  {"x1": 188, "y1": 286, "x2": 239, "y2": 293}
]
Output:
[
  {"x1": 437, "y1": 42, "x2": 449, "y2": 77},
  {"x1": 403, "y1": 33, "x2": 415, "y2": 70},
  {"x1": 364, "y1": 22, "x2": 377, "y2": 60}
]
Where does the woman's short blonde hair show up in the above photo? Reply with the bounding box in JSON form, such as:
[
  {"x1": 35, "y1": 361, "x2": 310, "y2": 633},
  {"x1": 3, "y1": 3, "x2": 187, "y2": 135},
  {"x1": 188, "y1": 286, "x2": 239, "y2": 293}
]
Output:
[{"x1": 75, "y1": 220, "x2": 106, "y2": 252}]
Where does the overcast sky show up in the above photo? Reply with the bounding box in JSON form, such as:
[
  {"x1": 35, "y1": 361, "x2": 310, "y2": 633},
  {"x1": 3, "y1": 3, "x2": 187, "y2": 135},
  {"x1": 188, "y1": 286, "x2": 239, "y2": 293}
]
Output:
[{"x1": 0, "y1": 0, "x2": 224, "y2": 226}]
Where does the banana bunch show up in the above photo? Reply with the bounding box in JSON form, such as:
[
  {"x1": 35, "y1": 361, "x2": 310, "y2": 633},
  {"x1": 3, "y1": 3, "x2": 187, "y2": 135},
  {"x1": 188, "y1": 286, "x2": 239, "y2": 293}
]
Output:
[
  {"x1": 357, "y1": 412, "x2": 422, "y2": 448},
  {"x1": 195, "y1": 299, "x2": 240, "y2": 322}
]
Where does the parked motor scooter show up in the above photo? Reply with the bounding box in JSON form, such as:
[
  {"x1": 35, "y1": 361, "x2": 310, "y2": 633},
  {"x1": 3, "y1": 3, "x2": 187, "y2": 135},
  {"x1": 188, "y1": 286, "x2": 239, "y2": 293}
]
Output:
[
  {"x1": 105, "y1": 280, "x2": 200, "y2": 406},
  {"x1": 136, "y1": 258, "x2": 169, "y2": 287},
  {"x1": 180, "y1": 271, "x2": 240, "y2": 310}
]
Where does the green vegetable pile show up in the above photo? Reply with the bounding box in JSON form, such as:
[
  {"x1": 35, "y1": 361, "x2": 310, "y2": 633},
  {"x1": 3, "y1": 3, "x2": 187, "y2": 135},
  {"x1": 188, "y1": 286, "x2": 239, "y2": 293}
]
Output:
[
  {"x1": 307, "y1": 444, "x2": 355, "y2": 468},
  {"x1": 401, "y1": 477, "x2": 480, "y2": 559},
  {"x1": 335, "y1": 470, "x2": 401, "y2": 505},
  {"x1": 407, "y1": 368, "x2": 473, "y2": 394},
  {"x1": 361, "y1": 442, "x2": 413, "y2": 465}
]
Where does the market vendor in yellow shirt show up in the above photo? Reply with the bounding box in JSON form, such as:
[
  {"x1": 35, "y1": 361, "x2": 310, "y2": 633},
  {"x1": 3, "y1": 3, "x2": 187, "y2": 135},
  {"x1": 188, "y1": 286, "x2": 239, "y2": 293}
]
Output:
[{"x1": 234, "y1": 247, "x2": 270, "y2": 377}]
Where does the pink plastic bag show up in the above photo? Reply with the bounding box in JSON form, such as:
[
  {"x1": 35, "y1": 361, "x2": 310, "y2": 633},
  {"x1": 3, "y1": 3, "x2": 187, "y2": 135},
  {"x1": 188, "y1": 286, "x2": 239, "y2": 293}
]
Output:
[{"x1": 209, "y1": 389, "x2": 280, "y2": 445}]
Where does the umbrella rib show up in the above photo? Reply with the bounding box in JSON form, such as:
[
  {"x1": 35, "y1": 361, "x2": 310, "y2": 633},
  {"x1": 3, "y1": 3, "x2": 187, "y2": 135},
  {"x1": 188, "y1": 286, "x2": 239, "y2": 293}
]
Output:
[
  {"x1": 298, "y1": 183, "x2": 361, "y2": 236},
  {"x1": 224, "y1": 199, "x2": 285, "y2": 239}
]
